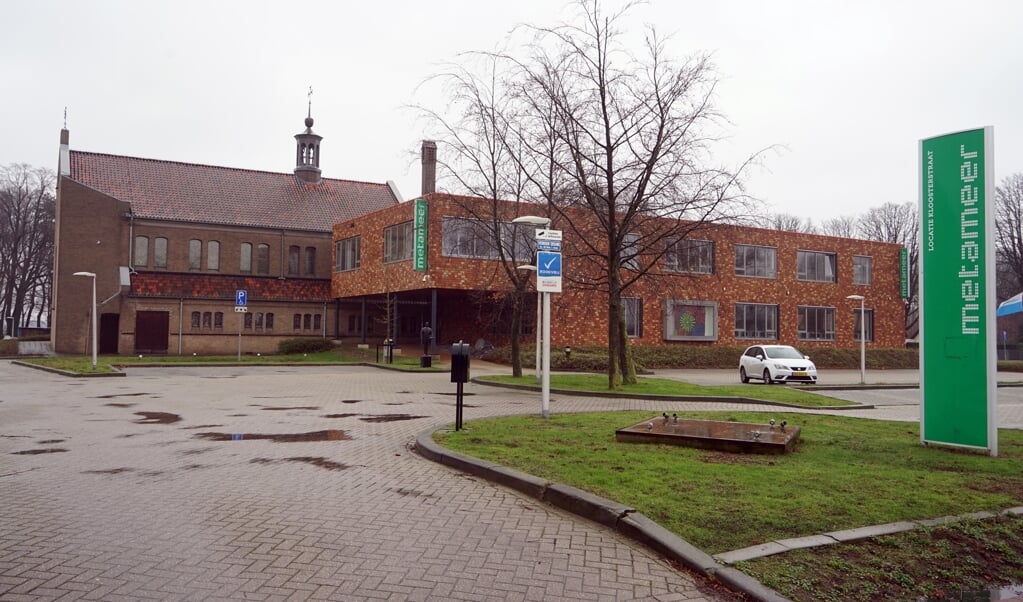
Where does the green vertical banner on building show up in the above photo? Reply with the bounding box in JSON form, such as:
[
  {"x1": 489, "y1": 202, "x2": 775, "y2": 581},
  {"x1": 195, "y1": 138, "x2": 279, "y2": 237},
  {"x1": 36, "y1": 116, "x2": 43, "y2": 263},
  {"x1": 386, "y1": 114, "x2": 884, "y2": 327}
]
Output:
[
  {"x1": 919, "y1": 127, "x2": 996, "y2": 455},
  {"x1": 899, "y1": 248, "x2": 909, "y2": 299},
  {"x1": 413, "y1": 198, "x2": 428, "y2": 271}
]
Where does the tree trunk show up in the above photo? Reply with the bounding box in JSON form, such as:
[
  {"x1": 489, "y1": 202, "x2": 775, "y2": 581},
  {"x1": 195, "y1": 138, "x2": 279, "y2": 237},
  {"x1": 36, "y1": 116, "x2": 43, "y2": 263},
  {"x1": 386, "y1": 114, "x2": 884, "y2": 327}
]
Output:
[
  {"x1": 607, "y1": 269, "x2": 623, "y2": 390},
  {"x1": 510, "y1": 286, "x2": 524, "y2": 378}
]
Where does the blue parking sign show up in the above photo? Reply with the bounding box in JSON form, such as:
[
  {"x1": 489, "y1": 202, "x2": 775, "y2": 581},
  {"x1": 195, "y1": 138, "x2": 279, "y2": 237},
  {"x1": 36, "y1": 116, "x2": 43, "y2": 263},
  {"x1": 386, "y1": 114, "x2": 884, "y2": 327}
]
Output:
[{"x1": 235, "y1": 290, "x2": 247, "y2": 306}]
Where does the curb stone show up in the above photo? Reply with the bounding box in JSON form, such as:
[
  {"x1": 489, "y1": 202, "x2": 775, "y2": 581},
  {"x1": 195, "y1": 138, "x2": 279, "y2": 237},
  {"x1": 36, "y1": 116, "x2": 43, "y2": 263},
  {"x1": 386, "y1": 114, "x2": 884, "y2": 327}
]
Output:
[{"x1": 415, "y1": 426, "x2": 794, "y2": 602}]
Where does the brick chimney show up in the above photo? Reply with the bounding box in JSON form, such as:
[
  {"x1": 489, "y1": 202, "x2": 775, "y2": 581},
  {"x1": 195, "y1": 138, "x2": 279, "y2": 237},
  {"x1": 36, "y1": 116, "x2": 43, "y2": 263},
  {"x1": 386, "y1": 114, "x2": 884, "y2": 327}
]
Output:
[{"x1": 421, "y1": 140, "x2": 437, "y2": 195}]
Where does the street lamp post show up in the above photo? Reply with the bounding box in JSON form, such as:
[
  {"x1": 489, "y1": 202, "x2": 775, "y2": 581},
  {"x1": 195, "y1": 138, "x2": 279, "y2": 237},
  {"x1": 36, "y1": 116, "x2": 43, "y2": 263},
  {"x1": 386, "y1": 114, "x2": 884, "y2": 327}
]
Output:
[
  {"x1": 73, "y1": 271, "x2": 98, "y2": 369},
  {"x1": 512, "y1": 215, "x2": 553, "y2": 418},
  {"x1": 847, "y1": 294, "x2": 866, "y2": 385}
]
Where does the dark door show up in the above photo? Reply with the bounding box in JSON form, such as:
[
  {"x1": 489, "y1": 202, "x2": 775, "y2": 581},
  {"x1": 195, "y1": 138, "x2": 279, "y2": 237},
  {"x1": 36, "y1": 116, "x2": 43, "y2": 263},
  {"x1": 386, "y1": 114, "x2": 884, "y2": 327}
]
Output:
[
  {"x1": 135, "y1": 311, "x2": 169, "y2": 354},
  {"x1": 99, "y1": 313, "x2": 119, "y2": 354}
]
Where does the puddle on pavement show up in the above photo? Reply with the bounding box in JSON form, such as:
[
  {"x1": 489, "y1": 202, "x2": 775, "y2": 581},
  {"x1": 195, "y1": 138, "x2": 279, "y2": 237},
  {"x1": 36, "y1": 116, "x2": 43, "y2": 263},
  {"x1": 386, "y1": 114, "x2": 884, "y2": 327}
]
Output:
[
  {"x1": 83, "y1": 468, "x2": 133, "y2": 475},
  {"x1": 134, "y1": 412, "x2": 182, "y2": 425},
  {"x1": 37, "y1": 439, "x2": 65, "y2": 444},
  {"x1": 391, "y1": 487, "x2": 436, "y2": 499},
  {"x1": 435, "y1": 392, "x2": 476, "y2": 396},
  {"x1": 253, "y1": 395, "x2": 313, "y2": 399},
  {"x1": 359, "y1": 414, "x2": 429, "y2": 423},
  {"x1": 194, "y1": 429, "x2": 350, "y2": 442},
  {"x1": 228, "y1": 414, "x2": 248, "y2": 417},
  {"x1": 200, "y1": 376, "x2": 238, "y2": 379},
  {"x1": 323, "y1": 413, "x2": 359, "y2": 419},
  {"x1": 259, "y1": 406, "x2": 321, "y2": 411},
  {"x1": 384, "y1": 403, "x2": 406, "y2": 406},
  {"x1": 180, "y1": 424, "x2": 224, "y2": 430},
  {"x1": 251, "y1": 456, "x2": 350, "y2": 471},
  {"x1": 341, "y1": 399, "x2": 362, "y2": 404},
  {"x1": 94, "y1": 392, "x2": 148, "y2": 399},
  {"x1": 12, "y1": 448, "x2": 68, "y2": 455},
  {"x1": 104, "y1": 402, "x2": 137, "y2": 408},
  {"x1": 179, "y1": 447, "x2": 215, "y2": 455}
]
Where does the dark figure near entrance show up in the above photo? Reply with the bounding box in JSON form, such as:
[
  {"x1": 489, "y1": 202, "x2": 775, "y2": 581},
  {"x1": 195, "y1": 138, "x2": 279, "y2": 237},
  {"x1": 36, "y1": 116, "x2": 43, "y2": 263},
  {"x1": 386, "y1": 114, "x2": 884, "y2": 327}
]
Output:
[{"x1": 420, "y1": 323, "x2": 433, "y2": 356}]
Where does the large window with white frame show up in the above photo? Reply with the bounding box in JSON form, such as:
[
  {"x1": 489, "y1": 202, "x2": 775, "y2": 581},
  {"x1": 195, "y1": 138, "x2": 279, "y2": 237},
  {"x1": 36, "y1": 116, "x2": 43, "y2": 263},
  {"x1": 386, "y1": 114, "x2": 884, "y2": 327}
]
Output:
[
  {"x1": 240, "y1": 243, "x2": 252, "y2": 273},
  {"x1": 384, "y1": 221, "x2": 414, "y2": 263},
  {"x1": 798, "y1": 305, "x2": 836, "y2": 341},
  {"x1": 664, "y1": 299, "x2": 718, "y2": 341},
  {"x1": 335, "y1": 236, "x2": 360, "y2": 272},
  {"x1": 256, "y1": 243, "x2": 270, "y2": 274},
  {"x1": 134, "y1": 236, "x2": 148, "y2": 267},
  {"x1": 734, "y1": 244, "x2": 777, "y2": 278},
  {"x1": 853, "y1": 308, "x2": 874, "y2": 342},
  {"x1": 207, "y1": 241, "x2": 220, "y2": 271},
  {"x1": 188, "y1": 239, "x2": 202, "y2": 270},
  {"x1": 665, "y1": 239, "x2": 713, "y2": 274},
  {"x1": 623, "y1": 297, "x2": 643, "y2": 338},
  {"x1": 441, "y1": 217, "x2": 533, "y2": 261},
  {"x1": 797, "y1": 250, "x2": 837, "y2": 282},
  {"x1": 853, "y1": 255, "x2": 872, "y2": 285},
  {"x1": 734, "y1": 303, "x2": 778, "y2": 340}
]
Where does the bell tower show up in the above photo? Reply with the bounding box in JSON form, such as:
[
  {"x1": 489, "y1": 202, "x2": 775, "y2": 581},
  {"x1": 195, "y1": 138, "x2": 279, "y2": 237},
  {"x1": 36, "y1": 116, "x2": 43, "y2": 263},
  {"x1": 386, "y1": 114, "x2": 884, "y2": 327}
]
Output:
[{"x1": 294, "y1": 87, "x2": 322, "y2": 184}]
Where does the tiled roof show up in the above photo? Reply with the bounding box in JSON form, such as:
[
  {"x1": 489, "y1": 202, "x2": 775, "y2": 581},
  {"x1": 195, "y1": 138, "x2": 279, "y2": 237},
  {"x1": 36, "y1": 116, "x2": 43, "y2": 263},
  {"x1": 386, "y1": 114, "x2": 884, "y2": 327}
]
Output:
[
  {"x1": 69, "y1": 151, "x2": 399, "y2": 232},
  {"x1": 130, "y1": 272, "x2": 331, "y2": 302}
]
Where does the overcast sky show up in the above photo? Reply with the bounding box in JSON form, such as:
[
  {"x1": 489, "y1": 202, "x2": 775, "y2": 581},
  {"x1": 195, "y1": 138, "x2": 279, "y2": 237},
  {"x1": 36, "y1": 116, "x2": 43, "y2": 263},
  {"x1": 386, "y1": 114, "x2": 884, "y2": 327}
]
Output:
[{"x1": 3, "y1": 0, "x2": 1021, "y2": 223}]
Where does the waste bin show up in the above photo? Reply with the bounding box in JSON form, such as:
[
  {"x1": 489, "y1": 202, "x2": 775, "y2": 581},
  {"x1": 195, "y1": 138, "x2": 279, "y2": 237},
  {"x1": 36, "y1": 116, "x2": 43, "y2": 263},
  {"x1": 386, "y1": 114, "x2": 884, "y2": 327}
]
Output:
[{"x1": 420, "y1": 355, "x2": 432, "y2": 368}]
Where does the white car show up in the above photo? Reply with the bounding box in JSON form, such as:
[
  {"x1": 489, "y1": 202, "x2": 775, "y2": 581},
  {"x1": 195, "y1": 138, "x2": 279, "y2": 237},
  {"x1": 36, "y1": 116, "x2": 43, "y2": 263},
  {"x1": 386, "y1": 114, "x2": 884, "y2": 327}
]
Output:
[{"x1": 739, "y1": 345, "x2": 818, "y2": 384}]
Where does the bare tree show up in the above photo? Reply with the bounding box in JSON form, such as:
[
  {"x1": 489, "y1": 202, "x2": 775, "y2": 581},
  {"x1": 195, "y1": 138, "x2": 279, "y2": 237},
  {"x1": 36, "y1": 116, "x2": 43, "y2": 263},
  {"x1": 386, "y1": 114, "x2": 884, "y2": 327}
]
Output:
[
  {"x1": 857, "y1": 201, "x2": 917, "y2": 339},
  {"x1": 995, "y1": 173, "x2": 1023, "y2": 301},
  {"x1": 818, "y1": 215, "x2": 858, "y2": 238},
  {"x1": 514, "y1": 1, "x2": 759, "y2": 387},
  {"x1": 416, "y1": 56, "x2": 540, "y2": 376},
  {"x1": 769, "y1": 213, "x2": 816, "y2": 233},
  {"x1": 0, "y1": 164, "x2": 55, "y2": 337}
]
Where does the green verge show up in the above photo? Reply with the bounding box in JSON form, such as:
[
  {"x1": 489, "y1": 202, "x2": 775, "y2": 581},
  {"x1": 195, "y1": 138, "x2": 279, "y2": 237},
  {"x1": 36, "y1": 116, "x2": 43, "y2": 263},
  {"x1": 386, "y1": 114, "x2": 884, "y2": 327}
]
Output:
[
  {"x1": 433, "y1": 410, "x2": 1023, "y2": 555},
  {"x1": 19, "y1": 347, "x2": 440, "y2": 374},
  {"x1": 480, "y1": 373, "x2": 852, "y2": 408}
]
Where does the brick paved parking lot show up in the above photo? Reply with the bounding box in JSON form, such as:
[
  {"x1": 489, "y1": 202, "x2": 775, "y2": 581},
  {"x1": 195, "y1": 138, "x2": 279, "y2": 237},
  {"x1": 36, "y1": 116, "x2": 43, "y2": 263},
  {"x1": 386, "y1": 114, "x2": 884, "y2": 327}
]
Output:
[{"x1": 1, "y1": 362, "x2": 752, "y2": 602}]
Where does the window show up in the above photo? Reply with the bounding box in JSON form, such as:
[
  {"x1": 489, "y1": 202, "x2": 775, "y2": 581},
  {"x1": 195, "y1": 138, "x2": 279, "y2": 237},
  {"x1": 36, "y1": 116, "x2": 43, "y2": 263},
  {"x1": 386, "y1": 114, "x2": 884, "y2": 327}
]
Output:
[
  {"x1": 240, "y1": 243, "x2": 252, "y2": 273},
  {"x1": 666, "y1": 239, "x2": 713, "y2": 274},
  {"x1": 255, "y1": 312, "x2": 264, "y2": 330},
  {"x1": 853, "y1": 308, "x2": 874, "y2": 342},
  {"x1": 384, "y1": 221, "x2": 414, "y2": 263},
  {"x1": 797, "y1": 250, "x2": 837, "y2": 282},
  {"x1": 313, "y1": 314, "x2": 322, "y2": 331},
  {"x1": 853, "y1": 256, "x2": 872, "y2": 285},
  {"x1": 303, "y1": 314, "x2": 312, "y2": 330},
  {"x1": 664, "y1": 300, "x2": 718, "y2": 341},
  {"x1": 265, "y1": 313, "x2": 274, "y2": 330},
  {"x1": 335, "y1": 236, "x2": 360, "y2": 271},
  {"x1": 244, "y1": 312, "x2": 253, "y2": 329},
  {"x1": 798, "y1": 306, "x2": 836, "y2": 341},
  {"x1": 348, "y1": 314, "x2": 357, "y2": 333},
  {"x1": 154, "y1": 237, "x2": 168, "y2": 268},
  {"x1": 623, "y1": 297, "x2": 643, "y2": 338},
  {"x1": 190, "y1": 311, "x2": 200, "y2": 328},
  {"x1": 304, "y1": 247, "x2": 316, "y2": 276},
  {"x1": 621, "y1": 233, "x2": 639, "y2": 270},
  {"x1": 734, "y1": 244, "x2": 777, "y2": 278},
  {"x1": 214, "y1": 312, "x2": 223, "y2": 329},
  {"x1": 735, "y1": 303, "x2": 778, "y2": 340},
  {"x1": 256, "y1": 243, "x2": 270, "y2": 274},
  {"x1": 189, "y1": 239, "x2": 202, "y2": 270},
  {"x1": 134, "y1": 236, "x2": 148, "y2": 267},
  {"x1": 442, "y1": 217, "x2": 498, "y2": 259},
  {"x1": 207, "y1": 241, "x2": 220, "y2": 271},
  {"x1": 288, "y1": 245, "x2": 300, "y2": 275},
  {"x1": 293, "y1": 313, "x2": 301, "y2": 330},
  {"x1": 202, "y1": 312, "x2": 212, "y2": 329}
]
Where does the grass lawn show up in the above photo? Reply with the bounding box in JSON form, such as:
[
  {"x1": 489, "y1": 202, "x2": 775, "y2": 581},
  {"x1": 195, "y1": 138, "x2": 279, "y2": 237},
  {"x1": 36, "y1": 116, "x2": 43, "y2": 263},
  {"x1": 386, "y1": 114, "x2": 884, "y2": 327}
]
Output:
[
  {"x1": 19, "y1": 348, "x2": 440, "y2": 374},
  {"x1": 434, "y1": 410, "x2": 1023, "y2": 554},
  {"x1": 480, "y1": 373, "x2": 853, "y2": 408}
]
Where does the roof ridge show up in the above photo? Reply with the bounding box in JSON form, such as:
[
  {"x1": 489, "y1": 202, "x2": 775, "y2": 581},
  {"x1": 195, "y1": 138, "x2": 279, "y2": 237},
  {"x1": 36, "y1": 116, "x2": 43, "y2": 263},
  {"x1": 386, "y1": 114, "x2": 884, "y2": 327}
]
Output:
[{"x1": 69, "y1": 150, "x2": 391, "y2": 187}]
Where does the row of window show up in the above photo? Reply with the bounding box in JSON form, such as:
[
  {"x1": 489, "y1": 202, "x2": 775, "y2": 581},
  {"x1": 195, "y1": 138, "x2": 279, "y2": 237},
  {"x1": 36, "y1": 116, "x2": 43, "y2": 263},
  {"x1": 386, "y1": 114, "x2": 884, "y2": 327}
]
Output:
[
  {"x1": 336, "y1": 224, "x2": 873, "y2": 287},
  {"x1": 188, "y1": 311, "x2": 322, "y2": 331},
  {"x1": 619, "y1": 298, "x2": 875, "y2": 342},
  {"x1": 134, "y1": 237, "x2": 317, "y2": 276}
]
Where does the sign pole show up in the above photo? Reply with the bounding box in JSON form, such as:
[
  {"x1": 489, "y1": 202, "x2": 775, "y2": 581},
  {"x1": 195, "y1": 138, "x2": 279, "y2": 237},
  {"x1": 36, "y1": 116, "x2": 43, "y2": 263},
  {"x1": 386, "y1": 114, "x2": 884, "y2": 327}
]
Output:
[{"x1": 541, "y1": 291, "x2": 551, "y2": 419}]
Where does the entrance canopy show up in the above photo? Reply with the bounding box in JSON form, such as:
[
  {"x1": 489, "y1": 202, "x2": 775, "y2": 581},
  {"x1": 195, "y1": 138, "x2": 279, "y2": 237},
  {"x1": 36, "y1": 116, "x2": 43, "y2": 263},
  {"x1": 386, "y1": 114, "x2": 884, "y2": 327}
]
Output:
[{"x1": 997, "y1": 292, "x2": 1023, "y2": 317}]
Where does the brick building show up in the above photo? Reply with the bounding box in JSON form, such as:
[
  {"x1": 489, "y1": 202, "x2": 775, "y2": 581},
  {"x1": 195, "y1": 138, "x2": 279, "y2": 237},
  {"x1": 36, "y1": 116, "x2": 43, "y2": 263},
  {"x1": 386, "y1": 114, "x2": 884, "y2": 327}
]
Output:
[
  {"x1": 331, "y1": 193, "x2": 907, "y2": 352},
  {"x1": 51, "y1": 114, "x2": 401, "y2": 355}
]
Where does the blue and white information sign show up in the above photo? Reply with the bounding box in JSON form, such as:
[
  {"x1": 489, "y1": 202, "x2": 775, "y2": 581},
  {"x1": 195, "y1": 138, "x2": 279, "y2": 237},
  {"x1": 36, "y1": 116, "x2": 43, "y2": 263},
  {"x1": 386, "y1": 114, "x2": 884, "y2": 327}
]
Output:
[
  {"x1": 535, "y1": 230, "x2": 563, "y2": 293},
  {"x1": 235, "y1": 289, "x2": 248, "y2": 312}
]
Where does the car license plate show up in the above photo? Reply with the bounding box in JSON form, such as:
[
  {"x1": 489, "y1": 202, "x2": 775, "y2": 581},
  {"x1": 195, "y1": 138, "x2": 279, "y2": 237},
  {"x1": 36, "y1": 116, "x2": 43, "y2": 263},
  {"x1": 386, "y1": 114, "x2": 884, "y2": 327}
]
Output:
[{"x1": 793, "y1": 371, "x2": 807, "y2": 377}]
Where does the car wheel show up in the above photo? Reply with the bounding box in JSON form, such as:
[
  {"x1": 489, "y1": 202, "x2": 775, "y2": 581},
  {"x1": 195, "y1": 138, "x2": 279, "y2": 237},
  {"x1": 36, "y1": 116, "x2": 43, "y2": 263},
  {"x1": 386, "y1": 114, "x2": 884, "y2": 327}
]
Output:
[
  {"x1": 740, "y1": 367, "x2": 749, "y2": 383},
  {"x1": 763, "y1": 368, "x2": 773, "y2": 384}
]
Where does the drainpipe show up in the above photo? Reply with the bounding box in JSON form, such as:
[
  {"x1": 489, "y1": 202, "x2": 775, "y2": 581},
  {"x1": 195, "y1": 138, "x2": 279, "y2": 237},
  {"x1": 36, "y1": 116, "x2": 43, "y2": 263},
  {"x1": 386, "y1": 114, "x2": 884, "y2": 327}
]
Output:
[
  {"x1": 127, "y1": 212, "x2": 135, "y2": 271},
  {"x1": 178, "y1": 298, "x2": 184, "y2": 355}
]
